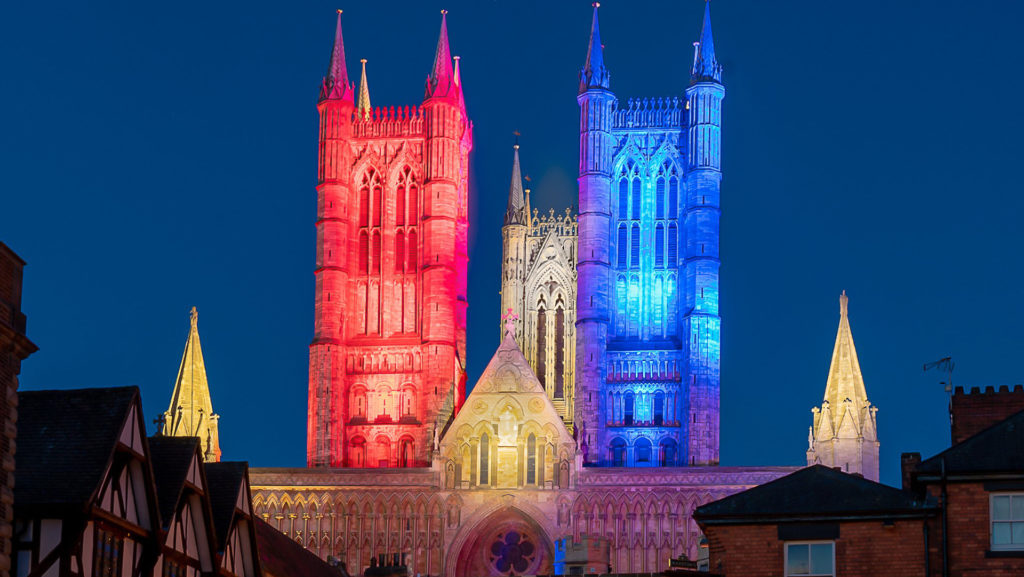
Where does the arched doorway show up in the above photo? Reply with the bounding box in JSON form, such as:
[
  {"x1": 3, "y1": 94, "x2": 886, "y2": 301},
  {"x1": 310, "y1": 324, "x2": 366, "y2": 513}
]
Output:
[{"x1": 453, "y1": 507, "x2": 553, "y2": 577}]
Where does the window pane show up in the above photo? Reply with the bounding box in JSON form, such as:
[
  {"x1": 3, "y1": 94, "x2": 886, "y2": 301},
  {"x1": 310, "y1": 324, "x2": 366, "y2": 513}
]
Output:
[
  {"x1": 1013, "y1": 496, "x2": 1024, "y2": 520},
  {"x1": 786, "y1": 544, "x2": 809, "y2": 575},
  {"x1": 994, "y1": 522, "x2": 1012, "y2": 545},
  {"x1": 994, "y1": 496, "x2": 1011, "y2": 520},
  {"x1": 1013, "y1": 522, "x2": 1024, "y2": 545},
  {"x1": 809, "y1": 544, "x2": 833, "y2": 574}
]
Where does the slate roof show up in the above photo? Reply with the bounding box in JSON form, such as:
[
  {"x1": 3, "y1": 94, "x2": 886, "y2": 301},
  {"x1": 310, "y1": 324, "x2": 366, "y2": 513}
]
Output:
[
  {"x1": 206, "y1": 461, "x2": 248, "y2": 550},
  {"x1": 255, "y1": 518, "x2": 340, "y2": 577},
  {"x1": 15, "y1": 386, "x2": 139, "y2": 515},
  {"x1": 916, "y1": 407, "x2": 1024, "y2": 477},
  {"x1": 148, "y1": 436, "x2": 201, "y2": 529},
  {"x1": 694, "y1": 465, "x2": 935, "y2": 524}
]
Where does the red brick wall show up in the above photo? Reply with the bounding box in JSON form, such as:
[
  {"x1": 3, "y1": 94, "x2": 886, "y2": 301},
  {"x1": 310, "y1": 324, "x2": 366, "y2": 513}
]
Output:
[
  {"x1": 951, "y1": 385, "x2": 1024, "y2": 444},
  {"x1": 924, "y1": 482, "x2": 1024, "y2": 576},
  {"x1": 704, "y1": 519, "x2": 927, "y2": 577}
]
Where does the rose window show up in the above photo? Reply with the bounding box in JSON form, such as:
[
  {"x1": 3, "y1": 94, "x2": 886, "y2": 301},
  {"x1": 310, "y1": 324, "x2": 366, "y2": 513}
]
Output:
[{"x1": 489, "y1": 531, "x2": 535, "y2": 575}]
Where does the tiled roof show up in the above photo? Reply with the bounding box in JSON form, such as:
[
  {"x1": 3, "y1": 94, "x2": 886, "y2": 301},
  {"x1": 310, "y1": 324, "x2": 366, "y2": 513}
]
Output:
[
  {"x1": 917, "y1": 407, "x2": 1024, "y2": 477},
  {"x1": 255, "y1": 518, "x2": 340, "y2": 577},
  {"x1": 694, "y1": 465, "x2": 935, "y2": 523},
  {"x1": 148, "y1": 436, "x2": 201, "y2": 528},
  {"x1": 15, "y1": 387, "x2": 138, "y2": 514},
  {"x1": 205, "y1": 461, "x2": 247, "y2": 549}
]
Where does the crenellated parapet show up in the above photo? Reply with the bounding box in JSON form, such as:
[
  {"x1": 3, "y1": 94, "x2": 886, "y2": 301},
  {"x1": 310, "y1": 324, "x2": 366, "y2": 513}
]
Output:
[
  {"x1": 612, "y1": 97, "x2": 686, "y2": 131},
  {"x1": 352, "y1": 105, "x2": 425, "y2": 139}
]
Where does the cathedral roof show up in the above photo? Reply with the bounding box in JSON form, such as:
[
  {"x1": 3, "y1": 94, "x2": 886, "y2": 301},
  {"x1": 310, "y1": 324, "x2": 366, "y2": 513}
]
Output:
[
  {"x1": 320, "y1": 10, "x2": 353, "y2": 102},
  {"x1": 164, "y1": 307, "x2": 221, "y2": 462},
  {"x1": 579, "y1": 3, "x2": 610, "y2": 94},
  {"x1": 694, "y1": 465, "x2": 935, "y2": 524},
  {"x1": 690, "y1": 1, "x2": 722, "y2": 85}
]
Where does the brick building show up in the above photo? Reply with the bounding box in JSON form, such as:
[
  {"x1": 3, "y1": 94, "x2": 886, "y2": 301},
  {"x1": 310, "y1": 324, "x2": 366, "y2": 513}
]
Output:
[
  {"x1": 693, "y1": 465, "x2": 937, "y2": 577},
  {"x1": 904, "y1": 385, "x2": 1024, "y2": 576},
  {"x1": 0, "y1": 243, "x2": 37, "y2": 577}
]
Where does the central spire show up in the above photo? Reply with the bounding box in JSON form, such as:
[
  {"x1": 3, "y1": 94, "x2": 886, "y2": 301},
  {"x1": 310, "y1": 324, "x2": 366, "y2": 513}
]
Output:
[
  {"x1": 320, "y1": 10, "x2": 354, "y2": 102},
  {"x1": 505, "y1": 135, "x2": 526, "y2": 225},
  {"x1": 426, "y1": 10, "x2": 455, "y2": 100},
  {"x1": 163, "y1": 307, "x2": 221, "y2": 463},
  {"x1": 579, "y1": 2, "x2": 610, "y2": 94},
  {"x1": 691, "y1": 0, "x2": 722, "y2": 84}
]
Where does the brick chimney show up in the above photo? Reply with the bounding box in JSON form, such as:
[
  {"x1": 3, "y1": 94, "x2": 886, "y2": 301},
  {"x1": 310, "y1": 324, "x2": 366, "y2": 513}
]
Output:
[
  {"x1": 900, "y1": 452, "x2": 921, "y2": 492},
  {"x1": 951, "y1": 385, "x2": 1024, "y2": 445}
]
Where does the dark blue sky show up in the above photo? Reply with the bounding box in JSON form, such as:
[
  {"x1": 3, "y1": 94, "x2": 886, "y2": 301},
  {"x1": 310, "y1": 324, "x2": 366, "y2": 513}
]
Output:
[{"x1": 4, "y1": 1, "x2": 1022, "y2": 487}]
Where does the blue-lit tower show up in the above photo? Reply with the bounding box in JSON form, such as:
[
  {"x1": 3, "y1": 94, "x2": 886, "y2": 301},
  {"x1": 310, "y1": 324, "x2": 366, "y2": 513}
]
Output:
[
  {"x1": 684, "y1": 1, "x2": 724, "y2": 466},
  {"x1": 575, "y1": 1, "x2": 723, "y2": 467}
]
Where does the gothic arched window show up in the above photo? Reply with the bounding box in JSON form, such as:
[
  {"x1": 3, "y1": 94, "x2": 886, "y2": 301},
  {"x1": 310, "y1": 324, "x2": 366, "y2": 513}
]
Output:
[
  {"x1": 408, "y1": 230, "x2": 418, "y2": 270},
  {"x1": 479, "y1": 433, "x2": 490, "y2": 485},
  {"x1": 668, "y1": 223, "x2": 678, "y2": 267},
  {"x1": 624, "y1": 392, "x2": 635, "y2": 426},
  {"x1": 372, "y1": 185, "x2": 382, "y2": 227},
  {"x1": 668, "y1": 176, "x2": 679, "y2": 219},
  {"x1": 631, "y1": 177, "x2": 642, "y2": 219},
  {"x1": 635, "y1": 438, "x2": 652, "y2": 464},
  {"x1": 359, "y1": 187, "x2": 369, "y2": 228},
  {"x1": 654, "y1": 391, "x2": 665, "y2": 426},
  {"x1": 371, "y1": 232, "x2": 381, "y2": 274},
  {"x1": 660, "y1": 438, "x2": 677, "y2": 467},
  {"x1": 527, "y1": 434, "x2": 537, "y2": 485},
  {"x1": 536, "y1": 306, "x2": 547, "y2": 388},
  {"x1": 617, "y1": 225, "x2": 627, "y2": 269},
  {"x1": 630, "y1": 224, "x2": 640, "y2": 268},
  {"x1": 655, "y1": 224, "x2": 665, "y2": 268},
  {"x1": 656, "y1": 177, "x2": 665, "y2": 219},
  {"x1": 395, "y1": 231, "x2": 405, "y2": 273},
  {"x1": 610, "y1": 438, "x2": 626, "y2": 467},
  {"x1": 554, "y1": 307, "x2": 565, "y2": 400},
  {"x1": 396, "y1": 185, "x2": 406, "y2": 226},
  {"x1": 358, "y1": 232, "x2": 369, "y2": 274},
  {"x1": 618, "y1": 179, "x2": 628, "y2": 218},
  {"x1": 408, "y1": 185, "x2": 419, "y2": 224},
  {"x1": 398, "y1": 436, "x2": 413, "y2": 468}
]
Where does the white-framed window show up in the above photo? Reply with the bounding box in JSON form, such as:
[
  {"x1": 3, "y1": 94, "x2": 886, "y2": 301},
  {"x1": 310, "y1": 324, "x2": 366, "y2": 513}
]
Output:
[
  {"x1": 784, "y1": 541, "x2": 834, "y2": 577},
  {"x1": 991, "y1": 493, "x2": 1024, "y2": 550}
]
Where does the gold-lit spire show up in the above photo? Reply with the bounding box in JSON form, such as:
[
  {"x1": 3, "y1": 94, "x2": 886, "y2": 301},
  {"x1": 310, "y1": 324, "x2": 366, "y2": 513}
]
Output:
[
  {"x1": 357, "y1": 59, "x2": 371, "y2": 119},
  {"x1": 164, "y1": 307, "x2": 221, "y2": 463}
]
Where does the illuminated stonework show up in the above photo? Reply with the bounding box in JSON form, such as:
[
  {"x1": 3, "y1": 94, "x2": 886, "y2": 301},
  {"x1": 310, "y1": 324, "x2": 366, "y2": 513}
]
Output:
[
  {"x1": 307, "y1": 11, "x2": 472, "y2": 468},
  {"x1": 807, "y1": 292, "x2": 880, "y2": 481},
  {"x1": 500, "y1": 141, "x2": 577, "y2": 428},
  {"x1": 163, "y1": 307, "x2": 221, "y2": 462}
]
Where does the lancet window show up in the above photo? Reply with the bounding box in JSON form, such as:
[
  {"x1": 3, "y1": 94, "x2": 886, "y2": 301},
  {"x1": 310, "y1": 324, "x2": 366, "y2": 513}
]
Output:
[{"x1": 479, "y1": 433, "x2": 490, "y2": 485}]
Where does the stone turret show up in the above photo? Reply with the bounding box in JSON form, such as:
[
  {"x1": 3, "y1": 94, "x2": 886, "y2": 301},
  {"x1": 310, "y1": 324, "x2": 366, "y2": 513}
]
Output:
[{"x1": 807, "y1": 292, "x2": 880, "y2": 481}]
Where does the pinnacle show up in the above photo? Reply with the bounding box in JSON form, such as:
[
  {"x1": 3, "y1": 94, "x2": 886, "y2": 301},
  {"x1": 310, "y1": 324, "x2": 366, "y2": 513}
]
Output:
[
  {"x1": 426, "y1": 10, "x2": 455, "y2": 100},
  {"x1": 691, "y1": 0, "x2": 722, "y2": 84},
  {"x1": 579, "y1": 3, "x2": 611, "y2": 94},
  {"x1": 321, "y1": 10, "x2": 354, "y2": 102}
]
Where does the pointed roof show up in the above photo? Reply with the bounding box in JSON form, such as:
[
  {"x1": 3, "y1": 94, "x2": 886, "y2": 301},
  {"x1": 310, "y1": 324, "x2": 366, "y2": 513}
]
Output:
[
  {"x1": 504, "y1": 138, "x2": 526, "y2": 225},
  {"x1": 164, "y1": 307, "x2": 221, "y2": 463},
  {"x1": 579, "y1": 3, "x2": 611, "y2": 94},
  {"x1": 320, "y1": 10, "x2": 353, "y2": 102},
  {"x1": 357, "y1": 59, "x2": 371, "y2": 119},
  {"x1": 694, "y1": 465, "x2": 935, "y2": 523},
  {"x1": 916, "y1": 407, "x2": 1024, "y2": 477},
  {"x1": 425, "y1": 10, "x2": 455, "y2": 100},
  {"x1": 453, "y1": 55, "x2": 467, "y2": 111},
  {"x1": 823, "y1": 291, "x2": 870, "y2": 412},
  {"x1": 690, "y1": 1, "x2": 722, "y2": 85}
]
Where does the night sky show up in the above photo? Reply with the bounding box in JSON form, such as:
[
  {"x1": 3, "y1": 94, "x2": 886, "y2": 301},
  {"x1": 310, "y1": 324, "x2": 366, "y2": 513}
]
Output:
[{"x1": 4, "y1": 1, "x2": 1023, "y2": 487}]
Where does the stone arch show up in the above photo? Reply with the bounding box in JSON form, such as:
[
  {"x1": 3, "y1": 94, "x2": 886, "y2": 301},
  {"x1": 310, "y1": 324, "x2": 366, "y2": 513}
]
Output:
[{"x1": 448, "y1": 504, "x2": 555, "y2": 577}]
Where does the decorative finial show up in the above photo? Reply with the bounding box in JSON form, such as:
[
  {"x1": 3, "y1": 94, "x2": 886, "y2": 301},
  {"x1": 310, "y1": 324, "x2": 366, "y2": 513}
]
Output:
[
  {"x1": 453, "y1": 55, "x2": 460, "y2": 61},
  {"x1": 360, "y1": 58, "x2": 367, "y2": 64},
  {"x1": 441, "y1": 9, "x2": 448, "y2": 15},
  {"x1": 502, "y1": 307, "x2": 519, "y2": 338},
  {"x1": 190, "y1": 306, "x2": 198, "y2": 326},
  {"x1": 513, "y1": 130, "x2": 520, "y2": 149},
  {"x1": 839, "y1": 290, "x2": 848, "y2": 316},
  {"x1": 337, "y1": 8, "x2": 342, "y2": 14},
  {"x1": 593, "y1": 2, "x2": 600, "y2": 7}
]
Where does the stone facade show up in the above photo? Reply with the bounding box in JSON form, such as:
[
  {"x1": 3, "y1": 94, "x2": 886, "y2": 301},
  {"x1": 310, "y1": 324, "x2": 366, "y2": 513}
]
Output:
[
  {"x1": 252, "y1": 330, "x2": 795, "y2": 576},
  {"x1": 574, "y1": 2, "x2": 723, "y2": 468},
  {"x1": 0, "y1": 243, "x2": 36, "y2": 577},
  {"x1": 306, "y1": 11, "x2": 472, "y2": 468},
  {"x1": 500, "y1": 141, "x2": 577, "y2": 429}
]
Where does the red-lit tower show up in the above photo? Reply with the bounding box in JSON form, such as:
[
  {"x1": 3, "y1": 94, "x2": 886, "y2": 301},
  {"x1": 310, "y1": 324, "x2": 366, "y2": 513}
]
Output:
[{"x1": 308, "y1": 11, "x2": 471, "y2": 468}]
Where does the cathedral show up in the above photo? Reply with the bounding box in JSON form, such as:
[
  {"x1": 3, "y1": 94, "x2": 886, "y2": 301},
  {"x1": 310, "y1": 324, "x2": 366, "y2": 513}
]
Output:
[{"x1": 144, "y1": 4, "x2": 885, "y2": 577}]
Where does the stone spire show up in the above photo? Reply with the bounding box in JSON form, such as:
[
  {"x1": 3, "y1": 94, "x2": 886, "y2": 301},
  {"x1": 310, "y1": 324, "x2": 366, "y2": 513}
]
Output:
[
  {"x1": 425, "y1": 10, "x2": 455, "y2": 100},
  {"x1": 579, "y1": 3, "x2": 611, "y2": 94},
  {"x1": 691, "y1": 0, "x2": 722, "y2": 84},
  {"x1": 320, "y1": 10, "x2": 354, "y2": 102},
  {"x1": 807, "y1": 292, "x2": 879, "y2": 481},
  {"x1": 504, "y1": 136, "x2": 526, "y2": 225},
  {"x1": 357, "y1": 59, "x2": 371, "y2": 119},
  {"x1": 163, "y1": 307, "x2": 221, "y2": 463},
  {"x1": 453, "y1": 55, "x2": 466, "y2": 110}
]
